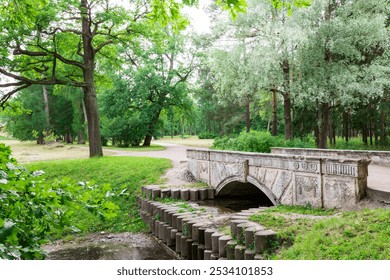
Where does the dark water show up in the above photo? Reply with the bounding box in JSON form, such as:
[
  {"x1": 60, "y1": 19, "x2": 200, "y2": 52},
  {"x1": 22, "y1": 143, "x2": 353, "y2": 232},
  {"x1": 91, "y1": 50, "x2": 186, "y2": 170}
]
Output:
[
  {"x1": 196, "y1": 197, "x2": 268, "y2": 212},
  {"x1": 47, "y1": 243, "x2": 177, "y2": 260}
]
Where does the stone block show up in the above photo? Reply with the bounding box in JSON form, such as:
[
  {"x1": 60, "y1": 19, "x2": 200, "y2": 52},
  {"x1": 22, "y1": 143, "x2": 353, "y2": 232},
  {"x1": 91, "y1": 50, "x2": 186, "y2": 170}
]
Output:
[
  {"x1": 197, "y1": 245, "x2": 205, "y2": 260},
  {"x1": 211, "y1": 232, "x2": 223, "y2": 254},
  {"x1": 186, "y1": 220, "x2": 199, "y2": 239},
  {"x1": 191, "y1": 242, "x2": 199, "y2": 260},
  {"x1": 171, "y1": 229, "x2": 178, "y2": 241},
  {"x1": 171, "y1": 189, "x2": 180, "y2": 199},
  {"x1": 244, "y1": 249, "x2": 255, "y2": 260},
  {"x1": 204, "y1": 250, "x2": 212, "y2": 260},
  {"x1": 230, "y1": 219, "x2": 248, "y2": 240},
  {"x1": 175, "y1": 232, "x2": 182, "y2": 253},
  {"x1": 236, "y1": 223, "x2": 251, "y2": 244},
  {"x1": 161, "y1": 188, "x2": 171, "y2": 199},
  {"x1": 227, "y1": 240, "x2": 237, "y2": 260},
  {"x1": 152, "y1": 188, "x2": 161, "y2": 200},
  {"x1": 204, "y1": 229, "x2": 216, "y2": 250},
  {"x1": 166, "y1": 226, "x2": 173, "y2": 246},
  {"x1": 158, "y1": 222, "x2": 166, "y2": 241},
  {"x1": 207, "y1": 188, "x2": 215, "y2": 199},
  {"x1": 245, "y1": 226, "x2": 264, "y2": 249},
  {"x1": 234, "y1": 245, "x2": 246, "y2": 260},
  {"x1": 190, "y1": 189, "x2": 199, "y2": 201},
  {"x1": 198, "y1": 228, "x2": 206, "y2": 245},
  {"x1": 186, "y1": 239, "x2": 194, "y2": 260},
  {"x1": 218, "y1": 235, "x2": 232, "y2": 258},
  {"x1": 254, "y1": 229, "x2": 277, "y2": 254},
  {"x1": 180, "y1": 189, "x2": 190, "y2": 200},
  {"x1": 180, "y1": 236, "x2": 188, "y2": 258},
  {"x1": 198, "y1": 189, "x2": 208, "y2": 200},
  {"x1": 172, "y1": 213, "x2": 181, "y2": 229}
]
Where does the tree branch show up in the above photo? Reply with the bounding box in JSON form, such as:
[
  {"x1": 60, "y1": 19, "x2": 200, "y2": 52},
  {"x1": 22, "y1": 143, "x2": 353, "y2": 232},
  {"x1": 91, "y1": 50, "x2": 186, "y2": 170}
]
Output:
[
  {"x1": 0, "y1": 84, "x2": 31, "y2": 107},
  {"x1": 95, "y1": 39, "x2": 113, "y2": 53}
]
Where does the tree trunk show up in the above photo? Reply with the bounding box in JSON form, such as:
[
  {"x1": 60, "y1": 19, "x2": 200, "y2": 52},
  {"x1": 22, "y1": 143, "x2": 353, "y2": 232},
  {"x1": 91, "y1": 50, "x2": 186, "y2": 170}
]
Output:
[
  {"x1": 362, "y1": 124, "x2": 368, "y2": 145},
  {"x1": 81, "y1": 0, "x2": 102, "y2": 157},
  {"x1": 37, "y1": 135, "x2": 44, "y2": 145},
  {"x1": 42, "y1": 84, "x2": 50, "y2": 132},
  {"x1": 65, "y1": 133, "x2": 74, "y2": 144},
  {"x1": 380, "y1": 107, "x2": 386, "y2": 146},
  {"x1": 318, "y1": 103, "x2": 329, "y2": 149},
  {"x1": 143, "y1": 107, "x2": 163, "y2": 147},
  {"x1": 181, "y1": 114, "x2": 185, "y2": 139},
  {"x1": 343, "y1": 111, "x2": 349, "y2": 142},
  {"x1": 281, "y1": 59, "x2": 293, "y2": 140},
  {"x1": 77, "y1": 128, "x2": 86, "y2": 144},
  {"x1": 283, "y1": 93, "x2": 293, "y2": 140},
  {"x1": 245, "y1": 99, "x2": 251, "y2": 133},
  {"x1": 272, "y1": 87, "x2": 278, "y2": 136}
]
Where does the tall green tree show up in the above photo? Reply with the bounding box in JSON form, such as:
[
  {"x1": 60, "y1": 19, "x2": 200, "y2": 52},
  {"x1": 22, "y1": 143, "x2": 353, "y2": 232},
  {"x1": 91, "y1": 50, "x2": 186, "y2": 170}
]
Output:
[
  {"x1": 296, "y1": 0, "x2": 389, "y2": 148},
  {"x1": 0, "y1": 0, "x2": 191, "y2": 156}
]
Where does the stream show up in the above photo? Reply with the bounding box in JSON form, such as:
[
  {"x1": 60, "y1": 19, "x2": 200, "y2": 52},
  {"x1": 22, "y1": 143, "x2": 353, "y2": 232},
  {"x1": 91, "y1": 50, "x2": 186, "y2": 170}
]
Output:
[{"x1": 45, "y1": 197, "x2": 264, "y2": 260}]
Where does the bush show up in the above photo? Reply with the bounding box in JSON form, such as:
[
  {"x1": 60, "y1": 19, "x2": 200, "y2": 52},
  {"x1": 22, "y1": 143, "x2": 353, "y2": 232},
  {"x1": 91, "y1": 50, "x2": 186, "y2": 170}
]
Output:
[
  {"x1": 0, "y1": 143, "x2": 120, "y2": 259},
  {"x1": 102, "y1": 113, "x2": 147, "y2": 147},
  {"x1": 212, "y1": 130, "x2": 315, "y2": 153},
  {"x1": 198, "y1": 132, "x2": 218, "y2": 139}
]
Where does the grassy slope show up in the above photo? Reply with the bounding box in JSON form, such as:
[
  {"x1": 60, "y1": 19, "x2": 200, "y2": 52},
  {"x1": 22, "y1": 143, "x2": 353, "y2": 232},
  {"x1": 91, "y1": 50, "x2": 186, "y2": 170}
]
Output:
[
  {"x1": 250, "y1": 206, "x2": 390, "y2": 260},
  {"x1": 25, "y1": 156, "x2": 171, "y2": 234}
]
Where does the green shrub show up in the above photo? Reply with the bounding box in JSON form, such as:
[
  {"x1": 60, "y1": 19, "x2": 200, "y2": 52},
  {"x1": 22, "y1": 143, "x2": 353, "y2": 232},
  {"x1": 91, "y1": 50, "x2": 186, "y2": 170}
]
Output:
[
  {"x1": 102, "y1": 113, "x2": 147, "y2": 147},
  {"x1": 212, "y1": 130, "x2": 315, "y2": 153},
  {"x1": 198, "y1": 132, "x2": 218, "y2": 139},
  {"x1": 0, "y1": 143, "x2": 121, "y2": 259}
]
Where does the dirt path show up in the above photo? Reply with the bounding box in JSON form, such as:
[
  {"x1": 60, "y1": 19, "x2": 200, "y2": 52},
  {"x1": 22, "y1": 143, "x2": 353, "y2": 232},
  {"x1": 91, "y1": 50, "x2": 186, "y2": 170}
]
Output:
[{"x1": 104, "y1": 141, "x2": 200, "y2": 187}]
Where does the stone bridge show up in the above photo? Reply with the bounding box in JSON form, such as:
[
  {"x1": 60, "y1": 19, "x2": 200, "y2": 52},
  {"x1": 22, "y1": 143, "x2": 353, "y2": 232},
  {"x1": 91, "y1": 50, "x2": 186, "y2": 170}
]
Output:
[{"x1": 186, "y1": 149, "x2": 370, "y2": 208}]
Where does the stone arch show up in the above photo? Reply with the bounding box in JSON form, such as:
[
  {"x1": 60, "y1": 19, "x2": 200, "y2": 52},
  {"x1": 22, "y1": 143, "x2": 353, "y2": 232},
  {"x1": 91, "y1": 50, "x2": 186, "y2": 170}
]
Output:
[{"x1": 215, "y1": 175, "x2": 279, "y2": 206}]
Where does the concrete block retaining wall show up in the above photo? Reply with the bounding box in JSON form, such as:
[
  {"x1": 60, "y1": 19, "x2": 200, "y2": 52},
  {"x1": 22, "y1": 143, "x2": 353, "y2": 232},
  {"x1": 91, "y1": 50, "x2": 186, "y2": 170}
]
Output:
[{"x1": 138, "y1": 186, "x2": 276, "y2": 260}]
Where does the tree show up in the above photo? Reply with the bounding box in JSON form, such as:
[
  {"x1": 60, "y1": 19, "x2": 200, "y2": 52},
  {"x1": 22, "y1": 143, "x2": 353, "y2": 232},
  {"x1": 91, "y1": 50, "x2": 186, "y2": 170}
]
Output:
[
  {"x1": 297, "y1": 0, "x2": 389, "y2": 148},
  {"x1": 0, "y1": 0, "x2": 191, "y2": 156},
  {"x1": 125, "y1": 32, "x2": 197, "y2": 146}
]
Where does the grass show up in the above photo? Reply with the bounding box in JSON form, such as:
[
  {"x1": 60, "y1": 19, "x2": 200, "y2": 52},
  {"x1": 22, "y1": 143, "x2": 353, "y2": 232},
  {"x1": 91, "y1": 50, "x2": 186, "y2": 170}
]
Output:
[
  {"x1": 102, "y1": 143, "x2": 165, "y2": 152},
  {"x1": 25, "y1": 156, "x2": 171, "y2": 234},
  {"x1": 249, "y1": 206, "x2": 390, "y2": 260},
  {"x1": 0, "y1": 135, "x2": 13, "y2": 140}
]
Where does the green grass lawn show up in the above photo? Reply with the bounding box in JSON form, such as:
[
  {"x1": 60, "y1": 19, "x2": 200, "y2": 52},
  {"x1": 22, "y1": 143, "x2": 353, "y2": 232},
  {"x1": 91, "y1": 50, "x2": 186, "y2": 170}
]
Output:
[
  {"x1": 102, "y1": 143, "x2": 165, "y2": 152},
  {"x1": 250, "y1": 206, "x2": 390, "y2": 260},
  {"x1": 25, "y1": 156, "x2": 171, "y2": 234}
]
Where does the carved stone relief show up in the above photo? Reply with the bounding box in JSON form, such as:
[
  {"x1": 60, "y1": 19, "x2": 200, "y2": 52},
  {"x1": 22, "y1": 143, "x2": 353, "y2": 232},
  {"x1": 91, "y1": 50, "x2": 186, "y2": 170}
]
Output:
[
  {"x1": 295, "y1": 175, "x2": 320, "y2": 207},
  {"x1": 323, "y1": 178, "x2": 355, "y2": 207}
]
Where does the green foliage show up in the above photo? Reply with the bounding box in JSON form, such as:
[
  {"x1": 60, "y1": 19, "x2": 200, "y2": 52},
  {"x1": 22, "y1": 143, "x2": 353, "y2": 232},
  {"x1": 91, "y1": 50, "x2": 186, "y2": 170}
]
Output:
[
  {"x1": 102, "y1": 144, "x2": 165, "y2": 152},
  {"x1": 1, "y1": 85, "x2": 81, "y2": 143},
  {"x1": 249, "y1": 208, "x2": 390, "y2": 259},
  {"x1": 198, "y1": 132, "x2": 218, "y2": 139},
  {"x1": 264, "y1": 205, "x2": 336, "y2": 216},
  {"x1": 25, "y1": 156, "x2": 171, "y2": 233},
  {"x1": 212, "y1": 130, "x2": 315, "y2": 153},
  {"x1": 0, "y1": 143, "x2": 122, "y2": 260},
  {"x1": 330, "y1": 137, "x2": 390, "y2": 151}
]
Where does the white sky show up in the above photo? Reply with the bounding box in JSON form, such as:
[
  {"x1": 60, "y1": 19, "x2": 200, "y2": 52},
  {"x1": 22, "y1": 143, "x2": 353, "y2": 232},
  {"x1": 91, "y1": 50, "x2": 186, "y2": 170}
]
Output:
[{"x1": 182, "y1": 1, "x2": 211, "y2": 34}]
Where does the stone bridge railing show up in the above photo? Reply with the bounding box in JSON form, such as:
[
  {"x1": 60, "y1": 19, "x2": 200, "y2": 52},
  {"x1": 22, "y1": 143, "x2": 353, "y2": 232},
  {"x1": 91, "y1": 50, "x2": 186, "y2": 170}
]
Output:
[
  {"x1": 187, "y1": 149, "x2": 370, "y2": 208},
  {"x1": 271, "y1": 147, "x2": 390, "y2": 167}
]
